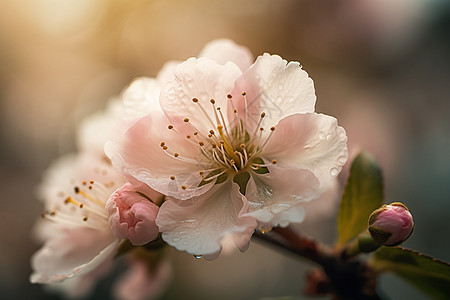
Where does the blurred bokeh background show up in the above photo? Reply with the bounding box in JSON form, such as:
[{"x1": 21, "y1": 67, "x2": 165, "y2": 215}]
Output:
[{"x1": 1, "y1": 0, "x2": 449, "y2": 299}]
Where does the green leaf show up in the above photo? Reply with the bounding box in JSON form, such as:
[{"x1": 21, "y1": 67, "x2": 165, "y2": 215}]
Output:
[
  {"x1": 336, "y1": 152, "x2": 383, "y2": 248},
  {"x1": 373, "y1": 247, "x2": 450, "y2": 299}
]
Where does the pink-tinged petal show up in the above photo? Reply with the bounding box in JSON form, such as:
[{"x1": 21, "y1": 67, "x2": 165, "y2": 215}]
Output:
[
  {"x1": 30, "y1": 227, "x2": 119, "y2": 284},
  {"x1": 263, "y1": 113, "x2": 348, "y2": 191},
  {"x1": 105, "y1": 114, "x2": 213, "y2": 200},
  {"x1": 106, "y1": 183, "x2": 160, "y2": 246},
  {"x1": 156, "y1": 181, "x2": 257, "y2": 256},
  {"x1": 115, "y1": 259, "x2": 172, "y2": 300},
  {"x1": 228, "y1": 53, "x2": 316, "y2": 130},
  {"x1": 244, "y1": 164, "x2": 319, "y2": 227},
  {"x1": 121, "y1": 77, "x2": 163, "y2": 119},
  {"x1": 199, "y1": 39, "x2": 254, "y2": 71},
  {"x1": 45, "y1": 255, "x2": 113, "y2": 299},
  {"x1": 160, "y1": 57, "x2": 242, "y2": 136},
  {"x1": 157, "y1": 60, "x2": 180, "y2": 86}
]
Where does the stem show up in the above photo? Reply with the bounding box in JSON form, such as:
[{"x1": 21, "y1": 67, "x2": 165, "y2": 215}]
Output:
[{"x1": 253, "y1": 227, "x2": 381, "y2": 300}]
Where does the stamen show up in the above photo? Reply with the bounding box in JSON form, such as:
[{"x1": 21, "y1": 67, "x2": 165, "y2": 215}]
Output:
[{"x1": 192, "y1": 97, "x2": 215, "y2": 128}]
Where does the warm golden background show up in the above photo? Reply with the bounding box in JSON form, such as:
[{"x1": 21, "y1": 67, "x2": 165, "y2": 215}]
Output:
[{"x1": 1, "y1": 0, "x2": 449, "y2": 299}]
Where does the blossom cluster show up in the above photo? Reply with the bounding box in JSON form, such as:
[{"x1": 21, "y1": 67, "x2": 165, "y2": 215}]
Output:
[{"x1": 31, "y1": 39, "x2": 348, "y2": 299}]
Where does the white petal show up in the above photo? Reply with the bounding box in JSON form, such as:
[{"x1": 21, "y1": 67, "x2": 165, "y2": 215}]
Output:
[
  {"x1": 45, "y1": 255, "x2": 113, "y2": 298},
  {"x1": 76, "y1": 99, "x2": 123, "y2": 156},
  {"x1": 30, "y1": 227, "x2": 119, "y2": 284},
  {"x1": 156, "y1": 181, "x2": 257, "y2": 256},
  {"x1": 105, "y1": 114, "x2": 213, "y2": 200},
  {"x1": 263, "y1": 113, "x2": 348, "y2": 191},
  {"x1": 229, "y1": 53, "x2": 316, "y2": 130},
  {"x1": 160, "y1": 57, "x2": 242, "y2": 135},
  {"x1": 157, "y1": 60, "x2": 180, "y2": 86},
  {"x1": 199, "y1": 39, "x2": 254, "y2": 71},
  {"x1": 121, "y1": 77, "x2": 163, "y2": 119},
  {"x1": 244, "y1": 164, "x2": 319, "y2": 227}
]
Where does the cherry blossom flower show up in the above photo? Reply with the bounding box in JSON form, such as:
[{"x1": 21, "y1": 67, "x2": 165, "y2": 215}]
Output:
[
  {"x1": 30, "y1": 153, "x2": 123, "y2": 286},
  {"x1": 106, "y1": 39, "x2": 348, "y2": 258}
]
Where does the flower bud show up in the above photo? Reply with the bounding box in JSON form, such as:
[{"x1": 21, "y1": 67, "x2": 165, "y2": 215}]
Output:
[
  {"x1": 368, "y1": 202, "x2": 414, "y2": 246},
  {"x1": 106, "y1": 183, "x2": 160, "y2": 246}
]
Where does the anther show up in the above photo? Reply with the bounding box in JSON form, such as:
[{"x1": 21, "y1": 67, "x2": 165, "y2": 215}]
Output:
[
  {"x1": 272, "y1": 160, "x2": 277, "y2": 164},
  {"x1": 181, "y1": 185, "x2": 187, "y2": 190},
  {"x1": 242, "y1": 91, "x2": 247, "y2": 96},
  {"x1": 261, "y1": 112, "x2": 266, "y2": 118},
  {"x1": 88, "y1": 186, "x2": 92, "y2": 190},
  {"x1": 184, "y1": 118, "x2": 189, "y2": 122},
  {"x1": 192, "y1": 98, "x2": 198, "y2": 103},
  {"x1": 170, "y1": 176, "x2": 175, "y2": 180},
  {"x1": 194, "y1": 132, "x2": 198, "y2": 136},
  {"x1": 79, "y1": 203, "x2": 84, "y2": 208},
  {"x1": 174, "y1": 153, "x2": 179, "y2": 157},
  {"x1": 74, "y1": 186, "x2": 80, "y2": 194},
  {"x1": 199, "y1": 141, "x2": 204, "y2": 146},
  {"x1": 89, "y1": 180, "x2": 94, "y2": 184},
  {"x1": 168, "y1": 125, "x2": 174, "y2": 130},
  {"x1": 227, "y1": 94, "x2": 232, "y2": 99},
  {"x1": 209, "y1": 130, "x2": 215, "y2": 135},
  {"x1": 270, "y1": 127, "x2": 275, "y2": 131},
  {"x1": 210, "y1": 99, "x2": 215, "y2": 104},
  {"x1": 240, "y1": 144, "x2": 246, "y2": 148},
  {"x1": 162, "y1": 146, "x2": 168, "y2": 150},
  {"x1": 83, "y1": 217, "x2": 88, "y2": 221},
  {"x1": 82, "y1": 181, "x2": 87, "y2": 185},
  {"x1": 199, "y1": 171, "x2": 204, "y2": 176},
  {"x1": 49, "y1": 211, "x2": 56, "y2": 216},
  {"x1": 160, "y1": 142, "x2": 166, "y2": 147},
  {"x1": 186, "y1": 135, "x2": 191, "y2": 139}
]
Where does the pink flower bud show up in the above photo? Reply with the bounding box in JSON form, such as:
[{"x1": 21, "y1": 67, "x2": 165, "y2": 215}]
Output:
[
  {"x1": 106, "y1": 183, "x2": 160, "y2": 246},
  {"x1": 368, "y1": 202, "x2": 414, "y2": 246}
]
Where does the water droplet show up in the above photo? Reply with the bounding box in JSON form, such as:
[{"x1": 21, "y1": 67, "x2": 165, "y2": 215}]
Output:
[
  {"x1": 270, "y1": 203, "x2": 290, "y2": 214},
  {"x1": 181, "y1": 218, "x2": 197, "y2": 223},
  {"x1": 330, "y1": 167, "x2": 339, "y2": 177},
  {"x1": 193, "y1": 255, "x2": 202, "y2": 259},
  {"x1": 338, "y1": 155, "x2": 347, "y2": 164}
]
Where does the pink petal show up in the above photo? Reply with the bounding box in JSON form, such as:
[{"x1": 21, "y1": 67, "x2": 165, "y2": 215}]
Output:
[
  {"x1": 199, "y1": 39, "x2": 254, "y2": 71},
  {"x1": 30, "y1": 227, "x2": 119, "y2": 284},
  {"x1": 263, "y1": 113, "x2": 348, "y2": 191},
  {"x1": 156, "y1": 181, "x2": 257, "y2": 256},
  {"x1": 160, "y1": 57, "x2": 242, "y2": 136},
  {"x1": 228, "y1": 53, "x2": 316, "y2": 131},
  {"x1": 245, "y1": 164, "x2": 319, "y2": 227},
  {"x1": 115, "y1": 258, "x2": 172, "y2": 300},
  {"x1": 105, "y1": 114, "x2": 213, "y2": 200}
]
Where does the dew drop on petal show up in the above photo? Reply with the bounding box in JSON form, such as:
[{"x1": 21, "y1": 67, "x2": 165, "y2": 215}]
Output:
[
  {"x1": 338, "y1": 156, "x2": 347, "y2": 164},
  {"x1": 270, "y1": 203, "x2": 290, "y2": 214},
  {"x1": 330, "y1": 167, "x2": 339, "y2": 177}
]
